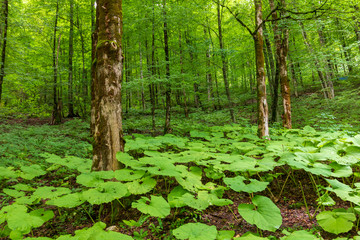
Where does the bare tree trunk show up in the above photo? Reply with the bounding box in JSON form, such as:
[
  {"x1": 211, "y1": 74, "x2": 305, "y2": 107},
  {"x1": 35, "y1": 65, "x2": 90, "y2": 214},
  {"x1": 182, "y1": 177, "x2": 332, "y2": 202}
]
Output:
[
  {"x1": 0, "y1": 0, "x2": 8, "y2": 103},
  {"x1": 254, "y1": 0, "x2": 269, "y2": 138},
  {"x1": 139, "y1": 42, "x2": 145, "y2": 111},
  {"x1": 300, "y1": 22, "x2": 333, "y2": 99},
  {"x1": 91, "y1": 0, "x2": 125, "y2": 171},
  {"x1": 179, "y1": 32, "x2": 189, "y2": 118},
  {"x1": 67, "y1": 0, "x2": 75, "y2": 117},
  {"x1": 51, "y1": 0, "x2": 62, "y2": 125},
  {"x1": 163, "y1": 0, "x2": 171, "y2": 134},
  {"x1": 217, "y1": 1, "x2": 235, "y2": 122}
]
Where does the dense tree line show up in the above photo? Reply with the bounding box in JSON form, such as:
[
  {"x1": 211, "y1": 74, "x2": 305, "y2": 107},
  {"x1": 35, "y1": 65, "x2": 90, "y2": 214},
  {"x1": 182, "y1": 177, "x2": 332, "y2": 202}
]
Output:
[{"x1": 0, "y1": 0, "x2": 359, "y2": 139}]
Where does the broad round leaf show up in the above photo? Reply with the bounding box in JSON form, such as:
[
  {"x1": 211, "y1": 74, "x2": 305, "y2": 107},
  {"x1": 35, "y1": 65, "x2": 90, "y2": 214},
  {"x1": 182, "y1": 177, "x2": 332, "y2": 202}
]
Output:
[
  {"x1": 237, "y1": 195, "x2": 282, "y2": 232},
  {"x1": 173, "y1": 223, "x2": 217, "y2": 240},
  {"x1": 224, "y1": 176, "x2": 269, "y2": 193},
  {"x1": 82, "y1": 182, "x2": 128, "y2": 205},
  {"x1": 316, "y1": 209, "x2": 356, "y2": 234},
  {"x1": 33, "y1": 186, "x2": 71, "y2": 200},
  {"x1": 132, "y1": 195, "x2": 170, "y2": 218},
  {"x1": 47, "y1": 193, "x2": 85, "y2": 208}
]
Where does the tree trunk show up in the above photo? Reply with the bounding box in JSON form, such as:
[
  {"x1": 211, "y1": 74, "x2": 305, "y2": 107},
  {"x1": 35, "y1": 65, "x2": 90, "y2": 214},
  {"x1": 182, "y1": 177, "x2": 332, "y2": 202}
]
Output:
[
  {"x1": 179, "y1": 32, "x2": 189, "y2": 118},
  {"x1": 254, "y1": 0, "x2": 269, "y2": 138},
  {"x1": 300, "y1": 22, "x2": 333, "y2": 99},
  {"x1": 278, "y1": 0, "x2": 291, "y2": 129},
  {"x1": 217, "y1": 1, "x2": 235, "y2": 122},
  {"x1": 0, "y1": 0, "x2": 8, "y2": 103},
  {"x1": 67, "y1": 0, "x2": 75, "y2": 117},
  {"x1": 163, "y1": 0, "x2": 171, "y2": 134},
  {"x1": 91, "y1": 0, "x2": 125, "y2": 171},
  {"x1": 51, "y1": 0, "x2": 62, "y2": 125}
]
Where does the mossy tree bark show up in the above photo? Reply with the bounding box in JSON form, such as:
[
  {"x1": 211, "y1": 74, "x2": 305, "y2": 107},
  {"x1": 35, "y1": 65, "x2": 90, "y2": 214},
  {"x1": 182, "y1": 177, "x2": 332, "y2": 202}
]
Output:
[
  {"x1": 254, "y1": 0, "x2": 269, "y2": 138},
  {"x1": 91, "y1": 0, "x2": 125, "y2": 171}
]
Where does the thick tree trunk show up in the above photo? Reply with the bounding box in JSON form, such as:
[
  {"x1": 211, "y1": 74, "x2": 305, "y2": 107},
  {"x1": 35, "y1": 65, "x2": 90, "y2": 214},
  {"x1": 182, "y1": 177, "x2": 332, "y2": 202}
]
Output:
[
  {"x1": 91, "y1": 0, "x2": 125, "y2": 171},
  {"x1": 254, "y1": 0, "x2": 269, "y2": 138},
  {"x1": 67, "y1": 0, "x2": 75, "y2": 117},
  {"x1": 217, "y1": 1, "x2": 235, "y2": 122},
  {"x1": 0, "y1": 0, "x2": 8, "y2": 103},
  {"x1": 51, "y1": 0, "x2": 62, "y2": 125},
  {"x1": 163, "y1": 0, "x2": 171, "y2": 134}
]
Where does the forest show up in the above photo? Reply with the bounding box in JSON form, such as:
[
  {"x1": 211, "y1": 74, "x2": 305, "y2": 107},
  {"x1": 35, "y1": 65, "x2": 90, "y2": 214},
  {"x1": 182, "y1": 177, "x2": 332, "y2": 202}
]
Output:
[{"x1": 1, "y1": 0, "x2": 360, "y2": 239}]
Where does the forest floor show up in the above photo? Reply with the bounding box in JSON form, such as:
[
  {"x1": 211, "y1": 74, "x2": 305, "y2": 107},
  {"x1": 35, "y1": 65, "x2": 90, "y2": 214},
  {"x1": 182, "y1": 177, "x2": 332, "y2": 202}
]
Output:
[{"x1": 1, "y1": 81, "x2": 360, "y2": 239}]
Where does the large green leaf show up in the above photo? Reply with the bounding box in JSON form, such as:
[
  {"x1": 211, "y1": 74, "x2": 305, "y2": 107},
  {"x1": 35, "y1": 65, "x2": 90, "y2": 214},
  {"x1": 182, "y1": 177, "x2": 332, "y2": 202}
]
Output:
[
  {"x1": 223, "y1": 176, "x2": 269, "y2": 193},
  {"x1": 280, "y1": 230, "x2": 319, "y2": 239},
  {"x1": 237, "y1": 195, "x2": 282, "y2": 232},
  {"x1": 46, "y1": 193, "x2": 85, "y2": 208},
  {"x1": 126, "y1": 176, "x2": 157, "y2": 195},
  {"x1": 132, "y1": 195, "x2": 170, "y2": 218},
  {"x1": 20, "y1": 165, "x2": 46, "y2": 180},
  {"x1": 33, "y1": 187, "x2": 71, "y2": 200},
  {"x1": 173, "y1": 223, "x2": 218, "y2": 240},
  {"x1": 316, "y1": 209, "x2": 356, "y2": 234},
  {"x1": 82, "y1": 182, "x2": 128, "y2": 205},
  {"x1": 56, "y1": 222, "x2": 133, "y2": 240}
]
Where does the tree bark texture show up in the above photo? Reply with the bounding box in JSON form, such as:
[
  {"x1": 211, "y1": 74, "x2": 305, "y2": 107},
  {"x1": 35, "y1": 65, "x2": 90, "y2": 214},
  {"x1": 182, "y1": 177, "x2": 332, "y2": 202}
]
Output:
[
  {"x1": 67, "y1": 0, "x2": 75, "y2": 117},
  {"x1": 254, "y1": 0, "x2": 269, "y2": 138},
  {"x1": 91, "y1": 0, "x2": 125, "y2": 171},
  {"x1": 163, "y1": 0, "x2": 171, "y2": 134},
  {"x1": 51, "y1": 0, "x2": 62, "y2": 125},
  {"x1": 217, "y1": 1, "x2": 235, "y2": 122},
  {"x1": 0, "y1": 0, "x2": 8, "y2": 103}
]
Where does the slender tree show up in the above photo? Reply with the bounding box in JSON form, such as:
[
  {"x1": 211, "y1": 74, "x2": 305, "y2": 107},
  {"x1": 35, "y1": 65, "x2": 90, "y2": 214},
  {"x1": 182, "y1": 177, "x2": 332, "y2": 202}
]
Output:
[
  {"x1": 67, "y1": 0, "x2": 75, "y2": 117},
  {"x1": 0, "y1": 0, "x2": 8, "y2": 103},
  {"x1": 51, "y1": 0, "x2": 62, "y2": 125},
  {"x1": 163, "y1": 0, "x2": 171, "y2": 134}
]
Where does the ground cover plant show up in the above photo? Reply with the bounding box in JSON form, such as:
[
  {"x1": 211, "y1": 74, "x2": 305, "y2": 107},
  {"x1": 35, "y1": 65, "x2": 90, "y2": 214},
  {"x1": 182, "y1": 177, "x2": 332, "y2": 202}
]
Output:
[{"x1": 2, "y1": 97, "x2": 360, "y2": 240}]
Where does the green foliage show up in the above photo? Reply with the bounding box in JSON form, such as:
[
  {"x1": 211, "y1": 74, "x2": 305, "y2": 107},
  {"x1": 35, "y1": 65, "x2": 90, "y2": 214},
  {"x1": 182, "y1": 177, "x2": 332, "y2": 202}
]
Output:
[
  {"x1": 237, "y1": 195, "x2": 282, "y2": 232},
  {"x1": 173, "y1": 223, "x2": 218, "y2": 240},
  {"x1": 316, "y1": 209, "x2": 356, "y2": 234}
]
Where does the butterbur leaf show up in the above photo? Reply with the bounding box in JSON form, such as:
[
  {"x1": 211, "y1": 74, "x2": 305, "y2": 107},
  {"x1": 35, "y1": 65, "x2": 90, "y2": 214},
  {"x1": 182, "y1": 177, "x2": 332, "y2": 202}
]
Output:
[
  {"x1": 217, "y1": 230, "x2": 235, "y2": 240},
  {"x1": 0, "y1": 167, "x2": 18, "y2": 179},
  {"x1": 175, "y1": 166, "x2": 204, "y2": 192},
  {"x1": 47, "y1": 193, "x2": 85, "y2": 208},
  {"x1": 57, "y1": 222, "x2": 133, "y2": 240},
  {"x1": 33, "y1": 186, "x2": 71, "y2": 200},
  {"x1": 234, "y1": 232, "x2": 268, "y2": 239},
  {"x1": 114, "y1": 169, "x2": 145, "y2": 181},
  {"x1": 173, "y1": 223, "x2": 217, "y2": 240},
  {"x1": 29, "y1": 209, "x2": 54, "y2": 223},
  {"x1": 13, "y1": 184, "x2": 35, "y2": 192},
  {"x1": 76, "y1": 172, "x2": 105, "y2": 187},
  {"x1": 3, "y1": 188, "x2": 25, "y2": 198},
  {"x1": 168, "y1": 186, "x2": 189, "y2": 208},
  {"x1": 132, "y1": 195, "x2": 170, "y2": 218},
  {"x1": 224, "y1": 176, "x2": 269, "y2": 193},
  {"x1": 280, "y1": 230, "x2": 319, "y2": 239},
  {"x1": 82, "y1": 182, "x2": 127, "y2": 205},
  {"x1": 316, "y1": 193, "x2": 335, "y2": 206},
  {"x1": 316, "y1": 209, "x2": 356, "y2": 234},
  {"x1": 237, "y1": 195, "x2": 282, "y2": 232},
  {"x1": 126, "y1": 176, "x2": 157, "y2": 195},
  {"x1": 20, "y1": 165, "x2": 46, "y2": 180}
]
